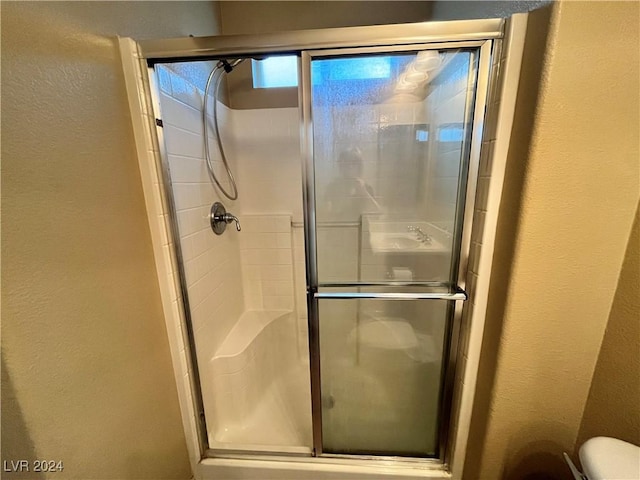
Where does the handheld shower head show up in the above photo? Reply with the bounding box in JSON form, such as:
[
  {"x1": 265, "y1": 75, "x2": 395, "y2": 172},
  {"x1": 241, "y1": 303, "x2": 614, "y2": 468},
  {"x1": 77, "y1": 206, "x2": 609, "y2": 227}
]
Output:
[{"x1": 218, "y1": 58, "x2": 245, "y2": 73}]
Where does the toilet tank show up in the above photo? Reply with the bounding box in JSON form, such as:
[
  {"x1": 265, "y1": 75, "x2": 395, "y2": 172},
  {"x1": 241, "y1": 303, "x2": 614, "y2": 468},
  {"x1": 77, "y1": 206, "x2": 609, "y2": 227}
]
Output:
[{"x1": 580, "y1": 437, "x2": 640, "y2": 480}]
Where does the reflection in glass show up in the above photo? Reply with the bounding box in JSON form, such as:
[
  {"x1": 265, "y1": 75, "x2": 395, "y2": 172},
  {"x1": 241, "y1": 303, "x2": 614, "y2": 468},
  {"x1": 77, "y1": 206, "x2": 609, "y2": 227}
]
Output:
[
  {"x1": 311, "y1": 50, "x2": 477, "y2": 285},
  {"x1": 319, "y1": 297, "x2": 451, "y2": 456},
  {"x1": 311, "y1": 48, "x2": 478, "y2": 457}
]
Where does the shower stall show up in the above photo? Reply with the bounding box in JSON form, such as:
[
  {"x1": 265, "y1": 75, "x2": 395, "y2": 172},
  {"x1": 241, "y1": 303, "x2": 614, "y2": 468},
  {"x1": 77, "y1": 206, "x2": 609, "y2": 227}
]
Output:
[{"x1": 120, "y1": 16, "x2": 526, "y2": 479}]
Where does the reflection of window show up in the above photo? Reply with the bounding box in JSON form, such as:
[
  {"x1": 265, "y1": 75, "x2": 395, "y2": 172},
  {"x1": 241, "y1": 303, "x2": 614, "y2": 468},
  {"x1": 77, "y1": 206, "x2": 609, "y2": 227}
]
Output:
[
  {"x1": 311, "y1": 55, "x2": 412, "y2": 105},
  {"x1": 415, "y1": 129, "x2": 429, "y2": 142},
  {"x1": 252, "y1": 56, "x2": 298, "y2": 88},
  {"x1": 438, "y1": 125, "x2": 465, "y2": 142},
  {"x1": 316, "y1": 57, "x2": 392, "y2": 82}
]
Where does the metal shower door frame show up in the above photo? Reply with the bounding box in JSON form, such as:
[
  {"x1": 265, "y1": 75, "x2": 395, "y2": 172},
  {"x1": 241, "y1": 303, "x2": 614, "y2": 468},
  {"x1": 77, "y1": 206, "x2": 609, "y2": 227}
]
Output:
[{"x1": 138, "y1": 18, "x2": 501, "y2": 468}]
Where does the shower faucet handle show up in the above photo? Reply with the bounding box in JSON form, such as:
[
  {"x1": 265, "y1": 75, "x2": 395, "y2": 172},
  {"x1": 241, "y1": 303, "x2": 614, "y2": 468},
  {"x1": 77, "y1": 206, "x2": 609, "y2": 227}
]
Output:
[
  {"x1": 210, "y1": 202, "x2": 241, "y2": 235},
  {"x1": 224, "y1": 213, "x2": 242, "y2": 231}
]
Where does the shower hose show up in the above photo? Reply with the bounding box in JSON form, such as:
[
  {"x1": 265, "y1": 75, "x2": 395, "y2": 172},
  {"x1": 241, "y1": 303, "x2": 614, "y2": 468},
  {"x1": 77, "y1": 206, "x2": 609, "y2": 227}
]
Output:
[{"x1": 203, "y1": 59, "x2": 243, "y2": 201}]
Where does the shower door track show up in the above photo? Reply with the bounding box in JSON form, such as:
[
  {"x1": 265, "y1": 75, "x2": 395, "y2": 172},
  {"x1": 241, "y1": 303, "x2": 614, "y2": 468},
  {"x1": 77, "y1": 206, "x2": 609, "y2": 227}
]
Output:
[{"x1": 139, "y1": 17, "x2": 502, "y2": 471}]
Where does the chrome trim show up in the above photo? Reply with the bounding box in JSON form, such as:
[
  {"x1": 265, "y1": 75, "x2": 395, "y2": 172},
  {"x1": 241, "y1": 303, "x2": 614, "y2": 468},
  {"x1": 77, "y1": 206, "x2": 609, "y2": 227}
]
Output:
[
  {"x1": 302, "y1": 40, "x2": 486, "y2": 59},
  {"x1": 140, "y1": 19, "x2": 504, "y2": 60},
  {"x1": 300, "y1": 50, "x2": 323, "y2": 456},
  {"x1": 453, "y1": 41, "x2": 491, "y2": 296},
  {"x1": 292, "y1": 221, "x2": 359, "y2": 228},
  {"x1": 440, "y1": 299, "x2": 466, "y2": 464},
  {"x1": 203, "y1": 450, "x2": 445, "y2": 469},
  {"x1": 318, "y1": 281, "x2": 451, "y2": 288},
  {"x1": 315, "y1": 291, "x2": 467, "y2": 301},
  {"x1": 316, "y1": 221, "x2": 360, "y2": 228},
  {"x1": 206, "y1": 448, "x2": 311, "y2": 458},
  {"x1": 147, "y1": 67, "x2": 209, "y2": 455},
  {"x1": 319, "y1": 453, "x2": 442, "y2": 464},
  {"x1": 300, "y1": 52, "x2": 318, "y2": 291}
]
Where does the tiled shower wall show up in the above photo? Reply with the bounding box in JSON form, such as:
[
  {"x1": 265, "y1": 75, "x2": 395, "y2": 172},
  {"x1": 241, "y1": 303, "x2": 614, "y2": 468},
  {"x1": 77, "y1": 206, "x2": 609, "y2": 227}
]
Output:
[
  {"x1": 228, "y1": 107, "x2": 309, "y2": 351},
  {"x1": 156, "y1": 65, "x2": 245, "y2": 365},
  {"x1": 231, "y1": 108, "x2": 303, "y2": 222},
  {"x1": 239, "y1": 214, "x2": 295, "y2": 312},
  {"x1": 159, "y1": 71, "x2": 309, "y2": 356}
]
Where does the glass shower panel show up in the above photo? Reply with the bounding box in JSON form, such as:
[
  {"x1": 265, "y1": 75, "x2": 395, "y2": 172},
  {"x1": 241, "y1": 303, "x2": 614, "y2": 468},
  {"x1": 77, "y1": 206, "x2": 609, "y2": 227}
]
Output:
[
  {"x1": 155, "y1": 60, "x2": 312, "y2": 455},
  {"x1": 317, "y1": 292, "x2": 452, "y2": 457},
  {"x1": 312, "y1": 50, "x2": 478, "y2": 285}
]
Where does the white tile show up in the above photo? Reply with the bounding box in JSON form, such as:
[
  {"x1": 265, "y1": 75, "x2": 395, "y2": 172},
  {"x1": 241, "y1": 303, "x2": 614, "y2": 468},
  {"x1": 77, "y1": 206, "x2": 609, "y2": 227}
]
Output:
[
  {"x1": 240, "y1": 232, "x2": 278, "y2": 250},
  {"x1": 242, "y1": 265, "x2": 261, "y2": 280},
  {"x1": 476, "y1": 177, "x2": 490, "y2": 212},
  {"x1": 263, "y1": 295, "x2": 294, "y2": 310},
  {"x1": 274, "y1": 216, "x2": 291, "y2": 233},
  {"x1": 160, "y1": 92, "x2": 203, "y2": 134},
  {"x1": 164, "y1": 125, "x2": 204, "y2": 159},
  {"x1": 459, "y1": 303, "x2": 474, "y2": 358},
  {"x1": 191, "y1": 229, "x2": 210, "y2": 258},
  {"x1": 178, "y1": 234, "x2": 194, "y2": 262},
  {"x1": 479, "y1": 140, "x2": 495, "y2": 177},
  {"x1": 274, "y1": 249, "x2": 293, "y2": 265},
  {"x1": 262, "y1": 264, "x2": 293, "y2": 281},
  {"x1": 262, "y1": 280, "x2": 292, "y2": 296},
  {"x1": 485, "y1": 102, "x2": 500, "y2": 141},
  {"x1": 469, "y1": 242, "x2": 482, "y2": 275},
  {"x1": 293, "y1": 229, "x2": 305, "y2": 247},
  {"x1": 239, "y1": 216, "x2": 263, "y2": 233},
  {"x1": 466, "y1": 272, "x2": 478, "y2": 301},
  {"x1": 240, "y1": 249, "x2": 262, "y2": 265},
  {"x1": 276, "y1": 232, "x2": 292, "y2": 248},
  {"x1": 293, "y1": 246, "x2": 307, "y2": 264},
  {"x1": 471, "y1": 211, "x2": 486, "y2": 244}
]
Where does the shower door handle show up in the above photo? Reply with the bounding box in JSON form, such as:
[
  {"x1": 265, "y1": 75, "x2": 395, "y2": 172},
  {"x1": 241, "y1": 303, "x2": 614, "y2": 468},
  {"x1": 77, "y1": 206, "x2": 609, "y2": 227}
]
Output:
[{"x1": 314, "y1": 288, "x2": 467, "y2": 301}]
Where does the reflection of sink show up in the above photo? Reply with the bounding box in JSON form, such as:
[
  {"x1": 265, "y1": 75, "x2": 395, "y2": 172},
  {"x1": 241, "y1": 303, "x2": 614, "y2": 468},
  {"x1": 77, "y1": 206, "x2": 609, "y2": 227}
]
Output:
[
  {"x1": 366, "y1": 220, "x2": 451, "y2": 254},
  {"x1": 369, "y1": 232, "x2": 445, "y2": 253},
  {"x1": 377, "y1": 235, "x2": 422, "y2": 250}
]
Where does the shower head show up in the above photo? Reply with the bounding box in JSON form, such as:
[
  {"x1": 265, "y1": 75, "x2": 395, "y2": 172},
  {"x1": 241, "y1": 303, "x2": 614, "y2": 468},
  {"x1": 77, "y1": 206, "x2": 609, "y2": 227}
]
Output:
[{"x1": 218, "y1": 58, "x2": 245, "y2": 73}]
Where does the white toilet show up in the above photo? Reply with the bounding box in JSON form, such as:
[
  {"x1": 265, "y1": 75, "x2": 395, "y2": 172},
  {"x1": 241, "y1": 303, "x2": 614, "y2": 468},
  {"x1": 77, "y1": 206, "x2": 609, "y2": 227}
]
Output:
[{"x1": 565, "y1": 437, "x2": 640, "y2": 479}]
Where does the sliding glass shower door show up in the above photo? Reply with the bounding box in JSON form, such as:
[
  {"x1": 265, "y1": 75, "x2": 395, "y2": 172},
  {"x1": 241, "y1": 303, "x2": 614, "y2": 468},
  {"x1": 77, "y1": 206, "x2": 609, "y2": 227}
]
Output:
[{"x1": 302, "y1": 45, "x2": 486, "y2": 457}]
